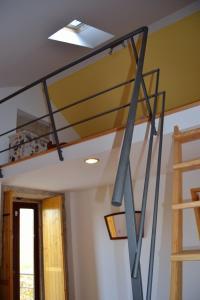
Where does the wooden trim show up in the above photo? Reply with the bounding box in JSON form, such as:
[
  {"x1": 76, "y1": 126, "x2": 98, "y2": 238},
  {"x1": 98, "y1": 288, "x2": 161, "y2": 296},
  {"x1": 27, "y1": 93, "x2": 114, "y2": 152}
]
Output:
[
  {"x1": 0, "y1": 191, "x2": 14, "y2": 300},
  {"x1": 62, "y1": 197, "x2": 69, "y2": 300},
  {"x1": 3, "y1": 185, "x2": 62, "y2": 200},
  {"x1": 172, "y1": 200, "x2": 200, "y2": 210},
  {"x1": 1, "y1": 99, "x2": 199, "y2": 169},
  {"x1": 171, "y1": 250, "x2": 200, "y2": 261},
  {"x1": 174, "y1": 127, "x2": 200, "y2": 143},
  {"x1": 0, "y1": 279, "x2": 9, "y2": 285},
  {"x1": 12, "y1": 202, "x2": 20, "y2": 300},
  {"x1": 191, "y1": 188, "x2": 200, "y2": 239},
  {"x1": 173, "y1": 158, "x2": 200, "y2": 172},
  {"x1": 170, "y1": 125, "x2": 183, "y2": 300},
  {"x1": 12, "y1": 202, "x2": 40, "y2": 300}
]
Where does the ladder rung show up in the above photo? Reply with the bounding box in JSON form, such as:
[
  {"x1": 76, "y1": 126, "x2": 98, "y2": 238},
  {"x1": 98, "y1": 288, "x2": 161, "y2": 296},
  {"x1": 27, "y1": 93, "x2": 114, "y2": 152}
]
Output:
[
  {"x1": 172, "y1": 200, "x2": 200, "y2": 210},
  {"x1": 174, "y1": 127, "x2": 200, "y2": 143},
  {"x1": 171, "y1": 250, "x2": 200, "y2": 261},
  {"x1": 173, "y1": 159, "x2": 200, "y2": 172}
]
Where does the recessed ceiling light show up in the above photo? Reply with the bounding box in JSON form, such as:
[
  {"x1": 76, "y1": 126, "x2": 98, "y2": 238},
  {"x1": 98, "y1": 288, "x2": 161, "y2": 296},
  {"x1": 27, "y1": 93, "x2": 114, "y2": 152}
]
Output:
[
  {"x1": 48, "y1": 20, "x2": 114, "y2": 48},
  {"x1": 85, "y1": 158, "x2": 99, "y2": 164}
]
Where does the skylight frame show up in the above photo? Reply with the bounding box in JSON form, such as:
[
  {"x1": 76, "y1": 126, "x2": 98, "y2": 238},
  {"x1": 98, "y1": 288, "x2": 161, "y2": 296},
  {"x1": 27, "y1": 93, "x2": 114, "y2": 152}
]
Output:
[
  {"x1": 48, "y1": 20, "x2": 114, "y2": 49},
  {"x1": 66, "y1": 20, "x2": 85, "y2": 32}
]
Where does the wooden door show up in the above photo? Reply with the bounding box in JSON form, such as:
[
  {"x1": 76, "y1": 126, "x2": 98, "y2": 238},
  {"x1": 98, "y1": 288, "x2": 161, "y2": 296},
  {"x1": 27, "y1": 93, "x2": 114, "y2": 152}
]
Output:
[
  {"x1": 0, "y1": 191, "x2": 14, "y2": 300},
  {"x1": 42, "y1": 196, "x2": 66, "y2": 300}
]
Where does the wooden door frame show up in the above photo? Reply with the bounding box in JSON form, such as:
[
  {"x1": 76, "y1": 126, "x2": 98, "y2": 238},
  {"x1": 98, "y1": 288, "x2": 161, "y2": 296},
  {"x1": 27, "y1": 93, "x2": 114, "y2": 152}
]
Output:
[
  {"x1": 0, "y1": 188, "x2": 68, "y2": 300},
  {"x1": 13, "y1": 202, "x2": 40, "y2": 300}
]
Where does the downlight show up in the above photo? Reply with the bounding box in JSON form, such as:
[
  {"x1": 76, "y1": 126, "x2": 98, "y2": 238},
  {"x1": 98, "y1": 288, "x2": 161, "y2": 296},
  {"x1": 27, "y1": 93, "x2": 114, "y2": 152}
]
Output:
[{"x1": 84, "y1": 158, "x2": 99, "y2": 164}]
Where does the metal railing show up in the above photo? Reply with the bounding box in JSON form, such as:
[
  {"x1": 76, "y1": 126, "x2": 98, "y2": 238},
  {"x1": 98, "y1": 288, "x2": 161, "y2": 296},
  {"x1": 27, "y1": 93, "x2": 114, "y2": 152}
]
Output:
[
  {"x1": 111, "y1": 27, "x2": 166, "y2": 300},
  {"x1": 0, "y1": 25, "x2": 166, "y2": 300},
  {"x1": 0, "y1": 26, "x2": 153, "y2": 174}
]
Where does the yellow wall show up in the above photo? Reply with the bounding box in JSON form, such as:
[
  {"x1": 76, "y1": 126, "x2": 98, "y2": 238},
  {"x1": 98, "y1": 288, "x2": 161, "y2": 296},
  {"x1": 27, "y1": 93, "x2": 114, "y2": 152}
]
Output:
[
  {"x1": 144, "y1": 11, "x2": 200, "y2": 113},
  {"x1": 49, "y1": 11, "x2": 200, "y2": 139}
]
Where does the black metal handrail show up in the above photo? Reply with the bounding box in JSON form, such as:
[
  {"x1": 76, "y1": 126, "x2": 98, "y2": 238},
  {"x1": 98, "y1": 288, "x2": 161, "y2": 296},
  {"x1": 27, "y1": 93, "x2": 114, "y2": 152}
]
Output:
[
  {"x1": 0, "y1": 91, "x2": 162, "y2": 155},
  {"x1": 0, "y1": 68, "x2": 159, "y2": 138},
  {"x1": 0, "y1": 27, "x2": 147, "y2": 105}
]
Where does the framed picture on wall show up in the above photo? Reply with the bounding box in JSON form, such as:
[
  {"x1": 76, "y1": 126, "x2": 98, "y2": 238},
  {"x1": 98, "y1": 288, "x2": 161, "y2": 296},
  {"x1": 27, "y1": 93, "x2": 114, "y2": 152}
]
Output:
[{"x1": 104, "y1": 211, "x2": 143, "y2": 240}]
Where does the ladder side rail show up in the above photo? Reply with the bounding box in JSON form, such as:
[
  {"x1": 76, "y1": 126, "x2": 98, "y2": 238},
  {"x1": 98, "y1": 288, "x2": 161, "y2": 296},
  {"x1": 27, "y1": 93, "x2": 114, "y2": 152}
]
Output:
[
  {"x1": 124, "y1": 163, "x2": 143, "y2": 300},
  {"x1": 112, "y1": 27, "x2": 148, "y2": 207},
  {"x1": 170, "y1": 126, "x2": 183, "y2": 300},
  {"x1": 146, "y1": 92, "x2": 165, "y2": 300}
]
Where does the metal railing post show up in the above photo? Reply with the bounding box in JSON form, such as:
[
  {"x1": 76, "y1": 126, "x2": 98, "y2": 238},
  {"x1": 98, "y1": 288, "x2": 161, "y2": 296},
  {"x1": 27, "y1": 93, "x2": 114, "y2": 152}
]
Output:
[
  {"x1": 124, "y1": 163, "x2": 143, "y2": 300},
  {"x1": 146, "y1": 92, "x2": 165, "y2": 300},
  {"x1": 132, "y1": 68, "x2": 160, "y2": 278},
  {"x1": 42, "y1": 80, "x2": 64, "y2": 161},
  {"x1": 112, "y1": 27, "x2": 148, "y2": 207},
  {"x1": 130, "y1": 37, "x2": 157, "y2": 135}
]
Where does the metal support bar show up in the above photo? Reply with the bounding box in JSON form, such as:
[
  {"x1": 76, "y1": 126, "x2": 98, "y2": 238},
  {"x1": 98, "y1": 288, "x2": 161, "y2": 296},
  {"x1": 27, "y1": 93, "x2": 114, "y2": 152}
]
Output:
[
  {"x1": 146, "y1": 92, "x2": 165, "y2": 300},
  {"x1": 112, "y1": 28, "x2": 148, "y2": 207},
  {"x1": 0, "y1": 69, "x2": 159, "y2": 138},
  {"x1": 0, "y1": 91, "x2": 164, "y2": 155},
  {"x1": 151, "y1": 69, "x2": 160, "y2": 136},
  {"x1": 42, "y1": 80, "x2": 64, "y2": 161},
  {"x1": 130, "y1": 37, "x2": 152, "y2": 119},
  {"x1": 133, "y1": 91, "x2": 158, "y2": 278},
  {"x1": 130, "y1": 37, "x2": 157, "y2": 135},
  {"x1": 124, "y1": 163, "x2": 143, "y2": 300}
]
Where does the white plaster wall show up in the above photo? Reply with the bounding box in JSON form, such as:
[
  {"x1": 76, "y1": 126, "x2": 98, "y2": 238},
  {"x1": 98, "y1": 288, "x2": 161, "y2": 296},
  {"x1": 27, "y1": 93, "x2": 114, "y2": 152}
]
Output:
[
  {"x1": 0, "y1": 182, "x2": 2, "y2": 265},
  {"x1": 67, "y1": 174, "x2": 169, "y2": 300},
  {"x1": 0, "y1": 86, "x2": 79, "y2": 164},
  {"x1": 66, "y1": 150, "x2": 200, "y2": 300}
]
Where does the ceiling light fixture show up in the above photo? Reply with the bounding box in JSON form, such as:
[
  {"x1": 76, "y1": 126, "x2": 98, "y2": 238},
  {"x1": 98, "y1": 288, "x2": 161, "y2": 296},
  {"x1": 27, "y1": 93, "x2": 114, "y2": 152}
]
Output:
[{"x1": 85, "y1": 158, "x2": 99, "y2": 164}]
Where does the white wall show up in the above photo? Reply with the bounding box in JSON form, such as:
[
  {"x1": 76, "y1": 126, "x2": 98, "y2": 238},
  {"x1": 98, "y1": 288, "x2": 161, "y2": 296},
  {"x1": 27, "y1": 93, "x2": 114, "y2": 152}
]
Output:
[
  {"x1": 66, "y1": 138, "x2": 200, "y2": 300},
  {"x1": 66, "y1": 175, "x2": 166, "y2": 300},
  {"x1": 0, "y1": 86, "x2": 79, "y2": 164}
]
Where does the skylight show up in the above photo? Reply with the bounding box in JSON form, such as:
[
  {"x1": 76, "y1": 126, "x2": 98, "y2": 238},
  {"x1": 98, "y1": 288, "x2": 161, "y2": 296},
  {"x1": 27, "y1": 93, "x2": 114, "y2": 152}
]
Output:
[
  {"x1": 48, "y1": 20, "x2": 114, "y2": 48},
  {"x1": 67, "y1": 20, "x2": 83, "y2": 30}
]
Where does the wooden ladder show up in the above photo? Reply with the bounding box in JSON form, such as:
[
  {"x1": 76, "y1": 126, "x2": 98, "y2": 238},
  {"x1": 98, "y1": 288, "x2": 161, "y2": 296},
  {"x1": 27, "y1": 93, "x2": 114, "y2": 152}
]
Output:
[{"x1": 170, "y1": 126, "x2": 200, "y2": 300}]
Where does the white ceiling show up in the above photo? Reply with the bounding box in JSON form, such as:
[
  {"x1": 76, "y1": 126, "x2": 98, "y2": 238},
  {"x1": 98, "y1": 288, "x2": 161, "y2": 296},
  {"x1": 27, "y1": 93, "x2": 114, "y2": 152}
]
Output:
[{"x1": 0, "y1": 0, "x2": 195, "y2": 86}]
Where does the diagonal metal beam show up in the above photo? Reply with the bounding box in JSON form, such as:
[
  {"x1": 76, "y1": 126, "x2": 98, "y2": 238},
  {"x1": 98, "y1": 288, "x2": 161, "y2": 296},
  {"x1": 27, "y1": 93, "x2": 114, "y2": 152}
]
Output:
[
  {"x1": 130, "y1": 37, "x2": 157, "y2": 135},
  {"x1": 146, "y1": 92, "x2": 165, "y2": 300},
  {"x1": 133, "y1": 92, "x2": 158, "y2": 278},
  {"x1": 124, "y1": 163, "x2": 143, "y2": 300},
  {"x1": 42, "y1": 80, "x2": 64, "y2": 161},
  {"x1": 112, "y1": 28, "x2": 148, "y2": 207}
]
